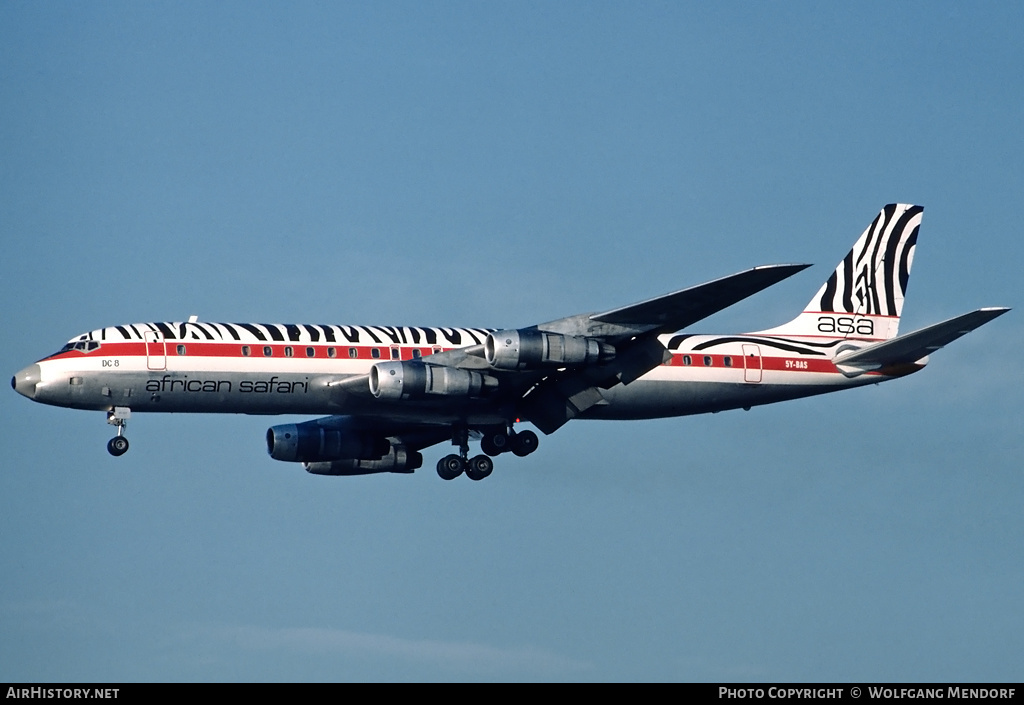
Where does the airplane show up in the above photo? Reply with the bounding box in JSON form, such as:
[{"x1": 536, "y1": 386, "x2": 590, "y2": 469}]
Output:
[{"x1": 11, "y1": 204, "x2": 1009, "y2": 481}]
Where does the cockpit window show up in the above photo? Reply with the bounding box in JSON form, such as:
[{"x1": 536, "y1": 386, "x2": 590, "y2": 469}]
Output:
[{"x1": 56, "y1": 341, "x2": 100, "y2": 355}]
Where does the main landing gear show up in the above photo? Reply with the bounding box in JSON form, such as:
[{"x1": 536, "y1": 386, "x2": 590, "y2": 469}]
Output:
[
  {"x1": 437, "y1": 453, "x2": 493, "y2": 482},
  {"x1": 435, "y1": 425, "x2": 539, "y2": 481},
  {"x1": 106, "y1": 406, "x2": 131, "y2": 456},
  {"x1": 480, "y1": 427, "x2": 538, "y2": 458}
]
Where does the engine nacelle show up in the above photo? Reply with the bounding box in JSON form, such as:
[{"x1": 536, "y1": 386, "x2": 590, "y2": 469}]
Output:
[
  {"x1": 305, "y1": 447, "x2": 423, "y2": 476},
  {"x1": 485, "y1": 329, "x2": 614, "y2": 370},
  {"x1": 369, "y1": 360, "x2": 494, "y2": 400},
  {"x1": 266, "y1": 421, "x2": 390, "y2": 463}
]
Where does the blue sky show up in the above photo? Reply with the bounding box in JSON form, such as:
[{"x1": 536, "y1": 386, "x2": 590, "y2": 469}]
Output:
[{"x1": 2, "y1": 2, "x2": 1021, "y2": 682}]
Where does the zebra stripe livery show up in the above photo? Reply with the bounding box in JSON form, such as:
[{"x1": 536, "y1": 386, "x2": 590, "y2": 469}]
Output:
[
  {"x1": 71, "y1": 323, "x2": 493, "y2": 348},
  {"x1": 756, "y1": 204, "x2": 923, "y2": 341},
  {"x1": 815, "y1": 203, "x2": 921, "y2": 318}
]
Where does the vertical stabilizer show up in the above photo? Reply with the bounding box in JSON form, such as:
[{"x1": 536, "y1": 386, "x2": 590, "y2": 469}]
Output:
[{"x1": 758, "y1": 204, "x2": 923, "y2": 341}]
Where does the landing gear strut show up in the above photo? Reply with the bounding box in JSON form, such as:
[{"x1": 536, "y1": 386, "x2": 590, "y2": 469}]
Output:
[{"x1": 106, "y1": 406, "x2": 131, "y2": 456}]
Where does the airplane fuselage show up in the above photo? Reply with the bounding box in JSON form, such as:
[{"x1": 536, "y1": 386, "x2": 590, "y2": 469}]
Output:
[{"x1": 15, "y1": 320, "x2": 914, "y2": 423}]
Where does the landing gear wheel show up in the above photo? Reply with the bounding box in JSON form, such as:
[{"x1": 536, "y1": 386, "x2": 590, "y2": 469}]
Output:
[
  {"x1": 107, "y1": 436, "x2": 129, "y2": 456},
  {"x1": 511, "y1": 430, "x2": 539, "y2": 457},
  {"x1": 480, "y1": 431, "x2": 510, "y2": 457},
  {"x1": 436, "y1": 454, "x2": 464, "y2": 480},
  {"x1": 106, "y1": 407, "x2": 131, "y2": 456},
  {"x1": 466, "y1": 455, "x2": 494, "y2": 481}
]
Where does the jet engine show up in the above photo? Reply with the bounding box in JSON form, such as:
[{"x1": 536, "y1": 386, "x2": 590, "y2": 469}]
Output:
[
  {"x1": 266, "y1": 420, "x2": 390, "y2": 463},
  {"x1": 485, "y1": 329, "x2": 615, "y2": 370},
  {"x1": 304, "y1": 446, "x2": 423, "y2": 476},
  {"x1": 369, "y1": 361, "x2": 496, "y2": 400}
]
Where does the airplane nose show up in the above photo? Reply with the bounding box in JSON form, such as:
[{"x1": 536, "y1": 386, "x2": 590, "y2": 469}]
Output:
[{"x1": 12, "y1": 364, "x2": 41, "y2": 399}]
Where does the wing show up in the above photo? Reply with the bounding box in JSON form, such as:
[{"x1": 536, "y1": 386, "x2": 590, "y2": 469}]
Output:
[
  {"x1": 833, "y1": 307, "x2": 1010, "y2": 377},
  {"x1": 536, "y1": 263, "x2": 811, "y2": 340},
  {"x1": 478, "y1": 264, "x2": 811, "y2": 432},
  {"x1": 322, "y1": 264, "x2": 809, "y2": 434},
  {"x1": 586, "y1": 264, "x2": 811, "y2": 336},
  {"x1": 329, "y1": 263, "x2": 808, "y2": 391}
]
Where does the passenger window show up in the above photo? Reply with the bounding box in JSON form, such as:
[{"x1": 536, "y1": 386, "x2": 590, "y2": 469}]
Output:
[
  {"x1": 241, "y1": 345, "x2": 250, "y2": 357},
  {"x1": 177, "y1": 345, "x2": 186, "y2": 356},
  {"x1": 371, "y1": 348, "x2": 380, "y2": 359},
  {"x1": 412, "y1": 349, "x2": 422, "y2": 359},
  {"x1": 391, "y1": 347, "x2": 400, "y2": 360},
  {"x1": 327, "y1": 347, "x2": 336, "y2": 358},
  {"x1": 683, "y1": 355, "x2": 691, "y2": 366},
  {"x1": 306, "y1": 347, "x2": 315, "y2": 358},
  {"x1": 348, "y1": 348, "x2": 358, "y2": 359},
  {"x1": 284, "y1": 346, "x2": 293, "y2": 357},
  {"x1": 263, "y1": 346, "x2": 273, "y2": 357},
  {"x1": 703, "y1": 356, "x2": 712, "y2": 367},
  {"x1": 724, "y1": 356, "x2": 732, "y2": 367}
]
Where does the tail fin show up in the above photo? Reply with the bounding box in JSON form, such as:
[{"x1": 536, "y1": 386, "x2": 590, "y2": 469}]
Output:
[{"x1": 759, "y1": 204, "x2": 923, "y2": 341}]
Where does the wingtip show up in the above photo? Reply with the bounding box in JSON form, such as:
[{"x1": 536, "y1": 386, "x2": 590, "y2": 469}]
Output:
[
  {"x1": 977, "y1": 306, "x2": 1012, "y2": 321},
  {"x1": 752, "y1": 263, "x2": 813, "y2": 275}
]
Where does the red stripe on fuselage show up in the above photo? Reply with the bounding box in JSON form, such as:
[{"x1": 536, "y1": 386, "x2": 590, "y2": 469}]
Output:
[
  {"x1": 43, "y1": 342, "x2": 448, "y2": 362},
  {"x1": 666, "y1": 353, "x2": 840, "y2": 374},
  {"x1": 47, "y1": 340, "x2": 863, "y2": 377}
]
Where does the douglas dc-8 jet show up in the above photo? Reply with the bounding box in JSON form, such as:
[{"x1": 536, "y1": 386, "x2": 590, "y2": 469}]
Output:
[{"x1": 12, "y1": 205, "x2": 1009, "y2": 481}]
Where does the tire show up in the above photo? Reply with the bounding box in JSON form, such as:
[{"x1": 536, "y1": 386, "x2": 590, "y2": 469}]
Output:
[
  {"x1": 511, "y1": 430, "x2": 538, "y2": 457},
  {"x1": 107, "y1": 436, "x2": 129, "y2": 456},
  {"x1": 466, "y1": 455, "x2": 494, "y2": 481},
  {"x1": 480, "y1": 431, "x2": 509, "y2": 457},
  {"x1": 436, "y1": 454, "x2": 464, "y2": 480}
]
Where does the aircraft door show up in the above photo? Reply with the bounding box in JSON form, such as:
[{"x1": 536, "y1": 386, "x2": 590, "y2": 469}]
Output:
[
  {"x1": 145, "y1": 331, "x2": 166, "y2": 371},
  {"x1": 742, "y1": 344, "x2": 762, "y2": 383}
]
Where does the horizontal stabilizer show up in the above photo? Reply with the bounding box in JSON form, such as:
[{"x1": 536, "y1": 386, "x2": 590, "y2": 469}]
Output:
[
  {"x1": 833, "y1": 307, "x2": 1009, "y2": 376},
  {"x1": 591, "y1": 263, "x2": 810, "y2": 334}
]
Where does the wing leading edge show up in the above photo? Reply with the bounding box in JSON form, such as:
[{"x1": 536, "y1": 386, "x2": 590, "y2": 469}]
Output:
[
  {"x1": 539, "y1": 263, "x2": 811, "y2": 340},
  {"x1": 589, "y1": 263, "x2": 811, "y2": 334}
]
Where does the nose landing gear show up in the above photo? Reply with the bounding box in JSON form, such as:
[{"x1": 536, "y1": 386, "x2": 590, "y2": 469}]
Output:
[{"x1": 106, "y1": 407, "x2": 131, "y2": 456}]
